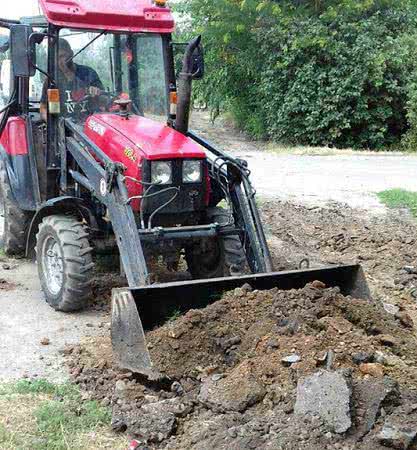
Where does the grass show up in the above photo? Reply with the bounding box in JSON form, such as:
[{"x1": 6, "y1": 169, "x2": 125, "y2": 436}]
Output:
[
  {"x1": 377, "y1": 189, "x2": 417, "y2": 217},
  {"x1": 168, "y1": 308, "x2": 182, "y2": 322},
  {"x1": 0, "y1": 379, "x2": 127, "y2": 450}
]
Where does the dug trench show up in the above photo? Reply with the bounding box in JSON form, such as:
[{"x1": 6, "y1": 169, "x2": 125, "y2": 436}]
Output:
[{"x1": 65, "y1": 201, "x2": 417, "y2": 449}]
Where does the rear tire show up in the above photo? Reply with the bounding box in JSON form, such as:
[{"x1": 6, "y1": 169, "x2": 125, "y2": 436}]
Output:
[
  {"x1": 0, "y1": 161, "x2": 32, "y2": 256},
  {"x1": 186, "y1": 207, "x2": 246, "y2": 279},
  {"x1": 36, "y1": 215, "x2": 94, "y2": 312}
]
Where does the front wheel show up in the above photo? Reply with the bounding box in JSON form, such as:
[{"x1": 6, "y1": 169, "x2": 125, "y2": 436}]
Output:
[
  {"x1": 186, "y1": 207, "x2": 246, "y2": 279},
  {"x1": 36, "y1": 215, "x2": 94, "y2": 312}
]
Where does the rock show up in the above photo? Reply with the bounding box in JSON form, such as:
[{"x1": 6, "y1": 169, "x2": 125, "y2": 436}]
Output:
[
  {"x1": 353, "y1": 378, "x2": 399, "y2": 438},
  {"x1": 294, "y1": 370, "x2": 352, "y2": 434},
  {"x1": 396, "y1": 312, "x2": 414, "y2": 329},
  {"x1": 403, "y1": 266, "x2": 417, "y2": 275},
  {"x1": 128, "y1": 398, "x2": 190, "y2": 442},
  {"x1": 266, "y1": 338, "x2": 280, "y2": 349},
  {"x1": 168, "y1": 327, "x2": 185, "y2": 339},
  {"x1": 115, "y1": 380, "x2": 127, "y2": 394},
  {"x1": 281, "y1": 354, "x2": 301, "y2": 366},
  {"x1": 40, "y1": 337, "x2": 50, "y2": 346},
  {"x1": 378, "y1": 421, "x2": 417, "y2": 449},
  {"x1": 374, "y1": 351, "x2": 388, "y2": 365},
  {"x1": 378, "y1": 335, "x2": 398, "y2": 347},
  {"x1": 320, "y1": 317, "x2": 352, "y2": 334},
  {"x1": 383, "y1": 303, "x2": 400, "y2": 316},
  {"x1": 171, "y1": 381, "x2": 184, "y2": 396},
  {"x1": 111, "y1": 416, "x2": 127, "y2": 432},
  {"x1": 241, "y1": 283, "x2": 253, "y2": 293},
  {"x1": 352, "y1": 352, "x2": 374, "y2": 365},
  {"x1": 216, "y1": 336, "x2": 241, "y2": 350},
  {"x1": 359, "y1": 363, "x2": 384, "y2": 378},
  {"x1": 312, "y1": 280, "x2": 327, "y2": 289},
  {"x1": 198, "y1": 364, "x2": 266, "y2": 412},
  {"x1": 211, "y1": 374, "x2": 224, "y2": 382}
]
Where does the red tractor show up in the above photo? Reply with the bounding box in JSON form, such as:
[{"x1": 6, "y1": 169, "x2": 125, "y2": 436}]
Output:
[{"x1": 0, "y1": 0, "x2": 368, "y2": 377}]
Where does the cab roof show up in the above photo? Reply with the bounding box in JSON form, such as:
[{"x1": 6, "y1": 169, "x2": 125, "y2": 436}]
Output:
[{"x1": 38, "y1": 0, "x2": 175, "y2": 33}]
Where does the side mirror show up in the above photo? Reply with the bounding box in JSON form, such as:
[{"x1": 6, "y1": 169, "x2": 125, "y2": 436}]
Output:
[
  {"x1": 10, "y1": 24, "x2": 36, "y2": 77},
  {"x1": 192, "y1": 44, "x2": 204, "y2": 80}
]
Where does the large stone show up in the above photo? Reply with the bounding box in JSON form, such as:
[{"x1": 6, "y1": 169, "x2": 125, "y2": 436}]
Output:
[
  {"x1": 378, "y1": 421, "x2": 417, "y2": 449},
  {"x1": 198, "y1": 364, "x2": 266, "y2": 412},
  {"x1": 127, "y1": 398, "x2": 190, "y2": 442},
  {"x1": 353, "y1": 377, "x2": 399, "y2": 438},
  {"x1": 294, "y1": 370, "x2": 351, "y2": 434}
]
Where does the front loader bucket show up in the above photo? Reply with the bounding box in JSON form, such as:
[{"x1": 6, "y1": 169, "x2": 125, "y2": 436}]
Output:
[{"x1": 111, "y1": 264, "x2": 370, "y2": 378}]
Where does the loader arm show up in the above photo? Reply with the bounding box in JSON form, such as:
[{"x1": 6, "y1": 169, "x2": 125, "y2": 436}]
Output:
[
  {"x1": 188, "y1": 130, "x2": 273, "y2": 273},
  {"x1": 64, "y1": 119, "x2": 149, "y2": 286}
]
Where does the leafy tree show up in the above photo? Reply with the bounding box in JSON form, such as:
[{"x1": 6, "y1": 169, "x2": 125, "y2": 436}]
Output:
[{"x1": 174, "y1": 0, "x2": 417, "y2": 149}]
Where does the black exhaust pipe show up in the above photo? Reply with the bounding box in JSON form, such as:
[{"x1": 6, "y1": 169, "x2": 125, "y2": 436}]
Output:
[{"x1": 176, "y1": 35, "x2": 201, "y2": 135}]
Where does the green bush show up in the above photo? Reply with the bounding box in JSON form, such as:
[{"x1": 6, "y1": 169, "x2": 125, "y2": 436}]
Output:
[
  {"x1": 175, "y1": 0, "x2": 417, "y2": 149},
  {"x1": 259, "y1": 9, "x2": 417, "y2": 148}
]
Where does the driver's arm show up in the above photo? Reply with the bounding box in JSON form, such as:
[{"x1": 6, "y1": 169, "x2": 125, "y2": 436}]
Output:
[{"x1": 87, "y1": 67, "x2": 104, "y2": 96}]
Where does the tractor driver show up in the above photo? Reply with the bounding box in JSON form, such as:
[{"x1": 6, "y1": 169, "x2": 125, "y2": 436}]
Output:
[{"x1": 40, "y1": 39, "x2": 104, "y2": 122}]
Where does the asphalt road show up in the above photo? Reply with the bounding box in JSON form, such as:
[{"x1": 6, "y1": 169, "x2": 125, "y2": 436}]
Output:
[
  {"x1": 233, "y1": 152, "x2": 417, "y2": 210},
  {"x1": 0, "y1": 260, "x2": 107, "y2": 382},
  {"x1": 1, "y1": 151, "x2": 416, "y2": 381}
]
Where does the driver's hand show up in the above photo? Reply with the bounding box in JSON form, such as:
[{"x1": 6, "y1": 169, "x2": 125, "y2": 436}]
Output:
[{"x1": 89, "y1": 86, "x2": 101, "y2": 97}]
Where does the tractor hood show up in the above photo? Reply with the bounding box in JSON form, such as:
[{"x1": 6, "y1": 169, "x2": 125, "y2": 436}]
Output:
[{"x1": 86, "y1": 114, "x2": 206, "y2": 161}]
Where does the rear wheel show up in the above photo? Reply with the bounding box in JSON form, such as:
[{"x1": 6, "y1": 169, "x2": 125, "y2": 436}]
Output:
[
  {"x1": 186, "y1": 207, "x2": 246, "y2": 279},
  {"x1": 36, "y1": 215, "x2": 94, "y2": 312},
  {"x1": 0, "y1": 161, "x2": 32, "y2": 256}
]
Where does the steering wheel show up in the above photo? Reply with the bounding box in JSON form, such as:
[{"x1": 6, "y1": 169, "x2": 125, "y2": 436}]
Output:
[{"x1": 72, "y1": 91, "x2": 117, "y2": 115}]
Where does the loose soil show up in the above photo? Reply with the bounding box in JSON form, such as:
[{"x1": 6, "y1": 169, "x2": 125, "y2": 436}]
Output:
[{"x1": 65, "y1": 201, "x2": 417, "y2": 449}]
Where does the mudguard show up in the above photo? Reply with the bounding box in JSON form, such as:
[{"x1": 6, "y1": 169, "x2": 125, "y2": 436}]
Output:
[
  {"x1": 25, "y1": 196, "x2": 97, "y2": 256},
  {"x1": 0, "y1": 145, "x2": 37, "y2": 211}
]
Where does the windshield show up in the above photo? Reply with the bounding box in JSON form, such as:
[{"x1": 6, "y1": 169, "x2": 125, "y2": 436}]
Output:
[{"x1": 39, "y1": 30, "x2": 169, "y2": 124}]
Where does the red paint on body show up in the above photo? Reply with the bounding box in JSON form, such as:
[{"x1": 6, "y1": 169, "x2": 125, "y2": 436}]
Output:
[
  {"x1": 84, "y1": 114, "x2": 208, "y2": 211},
  {"x1": 39, "y1": 0, "x2": 175, "y2": 33},
  {"x1": 93, "y1": 114, "x2": 206, "y2": 160},
  {"x1": 0, "y1": 117, "x2": 28, "y2": 156}
]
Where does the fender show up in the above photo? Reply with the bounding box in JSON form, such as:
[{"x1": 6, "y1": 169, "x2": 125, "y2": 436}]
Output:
[
  {"x1": 0, "y1": 145, "x2": 37, "y2": 210},
  {"x1": 25, "y1": 196, "x2": 97, "y2": 257}
]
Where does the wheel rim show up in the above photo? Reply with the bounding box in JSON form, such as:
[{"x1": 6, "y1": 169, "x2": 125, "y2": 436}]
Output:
[{"x1": 42, "y1": 236, "x2": 64, "y2": 295}]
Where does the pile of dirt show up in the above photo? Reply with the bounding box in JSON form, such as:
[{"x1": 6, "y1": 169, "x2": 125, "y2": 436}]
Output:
[
  {"x1": 262, "y1": 201, "x2": 417, "y2": 306},
  {"x1": 67, "y1": 280, "x2": 417, "y2": 449}
]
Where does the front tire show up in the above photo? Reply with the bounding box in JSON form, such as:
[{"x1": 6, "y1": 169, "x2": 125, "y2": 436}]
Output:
[
  {"x1": 0, "y1": 162, "x2": 32, "y2": 256},
  {"x1": 36, "y1": 215, "x2": 94, "y2": 312},
  {"x1": 186, "y1": 207, "x2": 246, "y2": 279}
]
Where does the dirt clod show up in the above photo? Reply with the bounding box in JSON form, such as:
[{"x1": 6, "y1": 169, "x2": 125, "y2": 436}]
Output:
[{"x1": 359, "y1": 363, "x2": 385, "y2": 378}]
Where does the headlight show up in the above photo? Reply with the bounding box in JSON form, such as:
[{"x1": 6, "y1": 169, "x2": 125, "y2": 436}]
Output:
[
  {"x1": 183, "y1": 160, "x2": 202, "y2": 183},
  {"x1": 151, "y1": 161, "x2": 172, "y2": 184}
]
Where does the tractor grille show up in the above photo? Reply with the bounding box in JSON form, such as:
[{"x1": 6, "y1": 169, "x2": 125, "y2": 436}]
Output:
[{"x1": 141, "y1": 159, "x2": 207, "y2": 216}]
